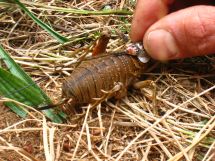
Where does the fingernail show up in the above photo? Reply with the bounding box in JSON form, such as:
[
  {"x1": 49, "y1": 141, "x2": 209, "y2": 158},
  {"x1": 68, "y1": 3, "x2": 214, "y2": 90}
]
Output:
[{"x1": 145, "y1": 29, "x2": 178, "y2": 60}]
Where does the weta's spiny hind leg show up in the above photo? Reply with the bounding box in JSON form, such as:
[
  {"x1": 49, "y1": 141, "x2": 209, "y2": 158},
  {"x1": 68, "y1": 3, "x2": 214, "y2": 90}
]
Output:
[
  {"x1": 92, "y1": 30, "x2": 110, "y2": 56},
  {"x1": 113, "y1": 82, "x2": 128, "y2": 99},
  {"x1": 133, "y1": 80, "x2": 155, "y2": 89},
  {"x1": 133, "y1": 80, "x2": 158, "y2": 115},
  {"x1": 91, "y1": 82, "x2": 126, "y2": 107}
]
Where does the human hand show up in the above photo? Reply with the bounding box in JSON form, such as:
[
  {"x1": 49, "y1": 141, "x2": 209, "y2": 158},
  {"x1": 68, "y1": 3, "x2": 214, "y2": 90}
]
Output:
[{"x1": 131, "y1": 0, "x2": 215, "y2": 61}]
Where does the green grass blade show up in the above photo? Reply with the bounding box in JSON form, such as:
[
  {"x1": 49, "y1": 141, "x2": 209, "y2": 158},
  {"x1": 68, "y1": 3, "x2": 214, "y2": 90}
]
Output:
[
  {"x1": 0, "y1": 44, "x2": 50, "y2": 101},
  {"x1": 0, "y1": 70, "x2": 27, "y2": 117},
  {"x1": 0, "y1": 68, "x2": 44, "y2": 117},
  {"x1": 0, "y1": 67, "x2": 64, "y2": 122},
  {"x1": 0, "y1": 68, "x2": 47, "y2": 106},
  {"x1": 0, "y1": 45, "x2": 66, "y2": 122},
  {"x1": 0, "y1": 44, "x2": 35, "y2": 84},
  {"x1": 4, "y1": 102, "x2": 27, "y2": 118},
  {"x1": 12, "y1": 0, "x2": 69, "y2": 44}
]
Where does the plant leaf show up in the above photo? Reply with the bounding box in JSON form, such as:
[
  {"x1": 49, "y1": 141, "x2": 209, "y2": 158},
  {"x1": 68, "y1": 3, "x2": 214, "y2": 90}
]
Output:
[
  {"x1": 0, "y1": 67, "x2": 65, "y2": 122},
  {"x1": 0, "y1": 44, "x2": 51, "y2": 103},
  {"x1": 0, "y1": 45, "x2": 66, "y2": 123}
]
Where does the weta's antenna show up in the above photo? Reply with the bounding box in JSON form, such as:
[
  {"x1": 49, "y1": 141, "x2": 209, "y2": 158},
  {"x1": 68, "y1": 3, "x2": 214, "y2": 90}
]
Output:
[{"x1": 38, "y1": 98, "x2": 68, "y2": 110}]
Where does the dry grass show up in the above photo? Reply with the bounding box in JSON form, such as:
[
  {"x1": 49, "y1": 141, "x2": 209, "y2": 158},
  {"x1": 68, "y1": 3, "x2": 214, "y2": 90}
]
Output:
[{"x1": 0, "y1": 0, "x2": 215, "y2": 160}]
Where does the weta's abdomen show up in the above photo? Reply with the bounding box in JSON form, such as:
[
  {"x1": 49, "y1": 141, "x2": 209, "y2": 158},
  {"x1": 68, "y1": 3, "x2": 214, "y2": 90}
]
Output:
[{"x1": 62, "y1": 53, "x2": 144, "y2": 104}]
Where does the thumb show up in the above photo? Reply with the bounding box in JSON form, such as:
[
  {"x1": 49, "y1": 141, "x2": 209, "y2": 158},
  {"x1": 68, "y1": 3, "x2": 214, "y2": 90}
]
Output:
[{"x1": 143, "y1": 5, "x2": 215, "y2": 60}]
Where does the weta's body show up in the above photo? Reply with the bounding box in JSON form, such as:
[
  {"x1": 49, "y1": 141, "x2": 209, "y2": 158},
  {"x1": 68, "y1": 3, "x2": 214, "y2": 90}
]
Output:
[{"x1": 62, "y1": 52, "x2": 147, "y2": 106}]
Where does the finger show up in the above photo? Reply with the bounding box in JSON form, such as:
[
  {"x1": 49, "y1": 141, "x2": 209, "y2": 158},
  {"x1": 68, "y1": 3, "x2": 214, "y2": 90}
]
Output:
[
  {"x1": 143, "y1": 5, "x2": 215, "y2": 60},
  {"x1": 131, "y1": 0, "x2": 173, "y2": 42}
]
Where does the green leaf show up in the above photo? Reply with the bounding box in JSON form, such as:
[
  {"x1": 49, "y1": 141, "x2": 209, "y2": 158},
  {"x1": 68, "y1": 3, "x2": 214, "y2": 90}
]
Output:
[
  {"x1": 12, "y1": 0, "x2": 69, "y2": 44},
  {"x1": 0, "y1": 45, "x2": 36, "y2": 84},
  {"x1": 0, "y1": 68, "x2": 45, "y2": 116},
  {"x1": 0, "y1": 44, "x2": 49, "y2": 101},
  {"x1": 0, "y1": 45, "x2": 66, "y2": 123},
  {"x1": 0, "y1": 67, "x2": 65, "y2": 122},
  {"x1": 4, "y1": 102, "x2": 27, "y2": 118},
  {"x1": 0, "y1": 68, "x2": 46, "y2": 106}
]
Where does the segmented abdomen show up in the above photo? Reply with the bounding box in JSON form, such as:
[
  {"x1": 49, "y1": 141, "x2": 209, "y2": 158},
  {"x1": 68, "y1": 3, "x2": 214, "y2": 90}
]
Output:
[{"x1": 62, "y1": 52, "x2": 145, "y2": 104}]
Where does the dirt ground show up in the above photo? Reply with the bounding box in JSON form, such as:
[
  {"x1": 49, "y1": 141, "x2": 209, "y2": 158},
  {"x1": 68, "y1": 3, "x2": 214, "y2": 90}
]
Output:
[{"x1": 0, "y1": 1, "x2": 215, "y2": 161}]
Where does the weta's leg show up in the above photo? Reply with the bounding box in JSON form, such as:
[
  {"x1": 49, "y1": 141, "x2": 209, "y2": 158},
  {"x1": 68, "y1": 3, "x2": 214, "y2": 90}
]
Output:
[
  {"x1": 38, "y1": 98, "x2": 69, "y2": 110},
  {"x1": 91, "y1": 82, "x2": 125, "y2": 107},
  {"x1": 75, "y1": 30, "x2": 110, "y2": 68},
  {"x1": 133, "y1": 80, "x2": 157, "y2": 115},
  {"x1": 114, "y1": 83, "x2": 127, "y2": 99},
  {"x1": 92, "y1": 30, "x2": 110, "y2": 56},
  {"x1": 133, "y1": 80, "x2": 155, "y2": 90}
]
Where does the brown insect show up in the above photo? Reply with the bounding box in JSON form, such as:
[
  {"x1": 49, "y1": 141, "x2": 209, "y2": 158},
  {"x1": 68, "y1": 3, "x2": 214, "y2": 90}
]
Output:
[
  {"x1": 61, "y1": 43, "x2": 150, "y2": 107},
  {"x1": 38, "y1": 34, "x2": 150, "y2": 110}
]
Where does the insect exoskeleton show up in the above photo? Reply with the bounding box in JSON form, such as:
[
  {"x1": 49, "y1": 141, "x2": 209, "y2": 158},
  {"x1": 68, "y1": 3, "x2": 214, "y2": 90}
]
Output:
[{"x1": 61, "y1": 51, "x2": 148, "y2": 107}]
